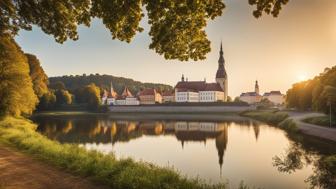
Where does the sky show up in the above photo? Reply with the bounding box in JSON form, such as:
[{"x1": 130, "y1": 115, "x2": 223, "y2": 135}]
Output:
[{"x1": 15, "y1": 0, "x2": 336, "y2": 98}]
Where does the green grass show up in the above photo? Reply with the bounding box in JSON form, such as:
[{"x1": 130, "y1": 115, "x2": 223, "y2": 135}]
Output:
[
  {"x1": 241, "y1": 110, "x2": 299, "y2": 133},
  {"x1": 240, "y1": 110, "x2": 289, "y2": 125},
  {"x1": 32, "y1": 111, "x2": 106, "y2": 117},
  {"x1": 0, "y1": 116, "x2": 254, "y2": 189},
  {"x1": 278, "y1": 119, "x2": 298, "y2": 133},
  {"x1": 303, "y1": 116, "x2": 336, "y2": 128}
]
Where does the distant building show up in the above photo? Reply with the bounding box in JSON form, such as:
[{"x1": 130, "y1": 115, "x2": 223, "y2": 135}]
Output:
[
  {"x1": 174, "y1": 42, "x2": 228, "y2": 103},
  {"x1": 102, "y1": 82, "x2": 118, "y2": 105},
  {"x1": 240, "y1": 81, "x2": 285, "y2": 105},
  {"x1": 239, "y1": 80, "x2": 262, "y2": 104},
  {"x1": 115, "y1": 86, "x2": 140, "y2": 106},
  {"x1": 138, "y1": 88, "x2": 162, "y2": 105},
  {"x1": 263, "y1": 91, "x2": 285, "y2": 105},
  {"x1": 162, "y1": 90, "x2": 175, "y2": 103}
]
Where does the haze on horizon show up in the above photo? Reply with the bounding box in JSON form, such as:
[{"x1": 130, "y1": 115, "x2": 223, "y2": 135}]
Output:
[{"x1": 15, "y1": 0, "x2": 336, "y2": 98}]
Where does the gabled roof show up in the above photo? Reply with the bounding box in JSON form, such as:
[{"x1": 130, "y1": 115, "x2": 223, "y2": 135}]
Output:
[
  {"x1": 263, "y1": 91, "x2": 283, "y2": 96},
  {"x1": 121, "y1": 87, "x2": 133, "y2": 98},
  {"x1": 175, "y1": 81, "x2": 223, "y2": 92},
  {"x1": 202, "y1": 83, "x2": 223, "y2": 91},
  {"x1": 108, "y1": 90, "x2": 118, "y2": 98},
  {"x1": 162, "y1": 90, "x2": 174, "y2": 96},
  {"x1": 138, "y1": 88, "x2": 157, "y2": 96},
  {"x1": 240, "y1": 92, "x2": 260, "y2": 97}
]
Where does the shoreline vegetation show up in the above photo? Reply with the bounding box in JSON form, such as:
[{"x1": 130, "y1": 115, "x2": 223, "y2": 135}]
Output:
[
  {"x1": 240, "y1": 110, "x2": 298, "y2": 133},
  {"x1": 0, "y1": 116, "x2": 254, "y2": 189},
  {"x1": 303, "y1": 116, "x2": 335, "y2": 128}
]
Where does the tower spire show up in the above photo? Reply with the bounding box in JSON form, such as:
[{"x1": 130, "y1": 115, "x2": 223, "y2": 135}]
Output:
[{"x1": 220, "y1": 41, "x2": 223, "y2": 56}]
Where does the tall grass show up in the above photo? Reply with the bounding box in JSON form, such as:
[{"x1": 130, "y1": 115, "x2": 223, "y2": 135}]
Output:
[
  {"x1": 241, "y1": 111, "x2": 299, "y2": 133},
  {"x1": 303, "y1": 116, "x2": 336, "y2": 128},
  {"x1": 240, "y1": 111, "x2": 289, "y2": 125},
  {"x1": 0, "y1": 116, "x2": 240, "y2": 189}
]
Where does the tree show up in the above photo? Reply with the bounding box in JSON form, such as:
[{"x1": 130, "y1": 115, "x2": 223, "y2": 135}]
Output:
[
  {"x1": 0, "y1": 36, "x2": 38, "y2": 116},
  {"x1": 37, "y1": 91, "x2": 56, "y2": 110},
  {"x1": 0, "y1": 0, "x2": 286, "y2": 61},
  {"x1": 25, "y1": 53, "x2": 49, "y2": 97},
  {"x1": 82, "y1": 83, "x2": 101, "y2": 111},
  {"x1": 286, "y1": 66, "x2": 336, "y2": 116},
  {"x1": 50, "y1": 81, "x2": 66, "y2": 91},
  {"x1": 55, "y1": 89, "x2": 72, "y2": 106},
  {"x1": 248, "y1": 0, "x2": 290, "y2": 18}
]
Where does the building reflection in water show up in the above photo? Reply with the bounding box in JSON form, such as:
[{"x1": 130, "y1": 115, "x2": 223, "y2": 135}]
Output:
[{"x1": 36, "y1": 117, "x2": 262, "y2": 175}]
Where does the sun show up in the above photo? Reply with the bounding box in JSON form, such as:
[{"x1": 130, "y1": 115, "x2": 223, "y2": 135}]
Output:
[{"x1": 297, "y1": 73, "x2": 308, "y2": 82}]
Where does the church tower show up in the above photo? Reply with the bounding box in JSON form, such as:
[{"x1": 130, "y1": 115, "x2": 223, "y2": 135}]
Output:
[
  {"x1": 255, "y1": 80, "x2": 259, "y2": 95},
  {"x1": 216, "y1": 42, "x2": 228, "y2": 101}
]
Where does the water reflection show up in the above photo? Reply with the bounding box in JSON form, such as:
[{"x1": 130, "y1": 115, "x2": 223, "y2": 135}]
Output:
[
  {"x1": 33, "y1": 115, "x2": 336, "y2": 189},
  {"x1": 37, "y1": 117, "x2": 237, "y2": 170}
]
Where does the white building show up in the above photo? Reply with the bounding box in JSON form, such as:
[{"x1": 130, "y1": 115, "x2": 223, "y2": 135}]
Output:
[
  {"x1": 162, "y1": 91, "x2": 175, "y2": 103},
  {"x1": 175, "y1": 89, "x2": 199, "y2": 102},
  {"x1": 263, "y1": 91, "x2": 285, "y2": 105},
  {"x1": 102, "y1": 82, "x2": 118, "y2": 105},
  {"x1": 239, "y1": 80, "x2": 262, "y2": 104},
  {"x1": 115, "y1": 87, "x2": 140, "y2": 106},
  {"x1": 174, "y1": 43, "x2": 228, "y2": 103}
]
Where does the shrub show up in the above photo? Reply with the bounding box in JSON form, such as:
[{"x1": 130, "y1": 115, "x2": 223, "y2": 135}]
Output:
[{"x1": 278, "y1": 119, "x2": 298, "y2": 133}]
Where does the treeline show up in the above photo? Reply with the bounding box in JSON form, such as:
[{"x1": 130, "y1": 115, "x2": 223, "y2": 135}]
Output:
[
  {"x1": 1, "y1": 36, "x2": 172, "y2": 116},
  {"x1": 49, "y1": 74, "x2": 173, "y2": 96},
  {"x1": 286, "y1": 66, "x2": 336, "y2": 115}
]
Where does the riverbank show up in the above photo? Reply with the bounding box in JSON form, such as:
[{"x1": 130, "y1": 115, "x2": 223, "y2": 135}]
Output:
[
  {"x1": 241, "y1": 110, "x2": 336, "y2": 142},
  {"x1": 109, "y1": 105, "x2": 254, "y2": 114},
  {"x1": 0, "y1": 144, "x2": 108, "y2": 189},
  {"x1": 1, "y1": 116, "x2": 253, "y2": 189}
]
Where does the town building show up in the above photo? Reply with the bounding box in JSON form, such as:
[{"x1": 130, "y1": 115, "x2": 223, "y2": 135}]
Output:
[
  {"x1": 174, "y1": 43, "x2": 228, "y2": 103},
  {"x1": 162, "y1": 90, "x2": 175, "y2": 103},
  {"x1": 263, "y1": 91, "x2": 285, "y2": 105},
  {"x1": 138, "y1": 88, "x2": 162, "y2": 105},
  {"x1": 115, "y1": 86, "x2": 140, "y2": 106},
  {"x1": 239, "y1": 80, "x2": 262, "y2": 104},
  {"x1": 102, "y1": 82, "x2": 118, "y2": 105},
  {"x1": 240, "y1": 81, "x2": 285, "y2": 105}
]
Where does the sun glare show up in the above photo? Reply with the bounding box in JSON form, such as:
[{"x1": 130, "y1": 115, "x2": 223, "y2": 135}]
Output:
[{"x1": 297, "y1": 73, "x2": 308, "y2": 82}]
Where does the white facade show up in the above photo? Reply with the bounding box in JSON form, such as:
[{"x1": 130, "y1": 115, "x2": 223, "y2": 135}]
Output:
[
  {"x1": 239, "y1": 94, "x2": 262, "y2": 105},
  {"x1": 162, "y1": 95, "x2": 175, "y2": 103},
  {"x1": 175, "y1": 91, "x2": 199, "y2": 102},
  {"x1": 106, "y1": 98, "x2": 116, "y2": 105},
  {"x1": 125, "y1": 97, "x2": 140, "y2": 105},
  {"x1": 199, "y1": 91, "x2": 224, "y2": 102},
  {"x1": 263, "y1": 94, "x2": 285, "y2": 105},
  {"x1": 115, "y1": 97, "x2": 139, "y2": 106}
]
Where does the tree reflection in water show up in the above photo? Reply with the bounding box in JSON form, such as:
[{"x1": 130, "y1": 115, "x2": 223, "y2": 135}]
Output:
[
  {"x1": 33, "y1": 115, "x2": 336, "y2": 188},
  {"x1": 272, "y1": 133, "x2": 336, "y2": 188}
]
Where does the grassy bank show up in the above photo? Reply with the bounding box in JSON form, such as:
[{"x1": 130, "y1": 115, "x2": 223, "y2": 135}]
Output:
[
  {"x1": 32, "y1": 111, "x2": 107, "y2": 117},
  {"x1": 240, "y1": 110, "x2": 298, "y2": 132},
  {"x1": 303, "y1": 116, "x2": 336, "y2": 128},
  {"x1": 0, "y1": 116, "x2": 254, "y2": 189}
]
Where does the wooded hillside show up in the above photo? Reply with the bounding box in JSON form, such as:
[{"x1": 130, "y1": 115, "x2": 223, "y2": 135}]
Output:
[{"x1": 49, "y1": 74, "x2": 173, "y2": 95}]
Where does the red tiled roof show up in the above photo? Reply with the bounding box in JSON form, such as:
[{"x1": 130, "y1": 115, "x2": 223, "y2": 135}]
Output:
[
  {"x1": 202, "y1": 83, "x2": 223, "y2": 91},
  {"x1": 138, "y1": 88, "x2": 156, "y2": 96},
  {"x1": 108, "y1": 90, "x2": 118, "y2": 98},
  {"x1": 162, "y1": 90, "x2": 174, "y2": 96},
  {"x1": 175, "y1": 81, "x2": 223, "y2": 92},
  {"x1": 121, "y1": 87, "x2": 133, "y2": 98}
]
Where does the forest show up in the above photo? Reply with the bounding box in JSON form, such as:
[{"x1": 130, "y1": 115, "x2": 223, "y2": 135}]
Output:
[
  {"x1": 49, "y1": 74, "x2": 173, "y2": 96},
  {"x1": 286, "y1": 66, "x2": 336, "y2": 116}
]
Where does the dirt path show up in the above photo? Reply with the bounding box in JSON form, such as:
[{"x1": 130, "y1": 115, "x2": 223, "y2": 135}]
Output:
[
  {"x1": 286, "y1": 112, "x2": 336, "y2": 142},
  {"x1": 0, "y1": 145, "x2": 109, "y2": 189}
]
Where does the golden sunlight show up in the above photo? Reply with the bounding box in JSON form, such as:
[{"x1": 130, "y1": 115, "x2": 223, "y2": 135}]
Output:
[{"x1": 297, "y1": 73, "x2": 308, "y2": 82}]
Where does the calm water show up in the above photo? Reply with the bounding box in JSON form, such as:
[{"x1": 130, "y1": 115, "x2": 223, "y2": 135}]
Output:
[{"x1": 32, "y1": 114, "x2": 336, "y2": 189}]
